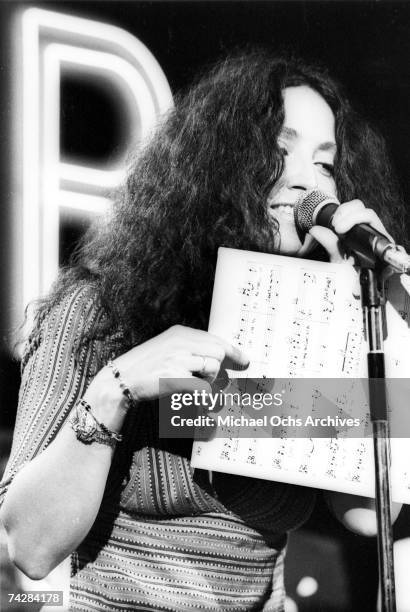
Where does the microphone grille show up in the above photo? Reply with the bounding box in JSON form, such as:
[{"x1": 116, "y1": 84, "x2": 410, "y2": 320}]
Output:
[{"x1": 294, "y1": 189, "x2": 339, "y2": 233}]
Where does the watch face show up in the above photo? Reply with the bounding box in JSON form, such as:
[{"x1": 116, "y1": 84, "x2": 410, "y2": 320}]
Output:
[{"x1": 76, "y1": 405, "x2": 97, "y2": 441}]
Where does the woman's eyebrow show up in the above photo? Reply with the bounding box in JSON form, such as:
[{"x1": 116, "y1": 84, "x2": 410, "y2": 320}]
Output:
[
  {"x1": 317, "y1": 141, "x2": 337, "y2": 153},
  {"x1": 279, "y1": 126, "x2": 336, "y2": 153}
]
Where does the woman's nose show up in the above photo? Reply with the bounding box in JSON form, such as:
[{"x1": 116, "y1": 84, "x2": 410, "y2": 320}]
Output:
[{"x1": 283, "y1": 155, "x2": 317, "y2": 192}]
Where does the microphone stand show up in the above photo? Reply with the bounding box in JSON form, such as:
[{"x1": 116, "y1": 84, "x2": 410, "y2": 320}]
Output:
[{"x1": 359, "y1": 260, "x2": 396, "y2": 612}]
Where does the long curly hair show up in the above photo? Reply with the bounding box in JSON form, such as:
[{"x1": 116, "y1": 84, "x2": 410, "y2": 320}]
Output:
[{"x1": 31, "y1": 50, "x2": 407, "y2": 355}]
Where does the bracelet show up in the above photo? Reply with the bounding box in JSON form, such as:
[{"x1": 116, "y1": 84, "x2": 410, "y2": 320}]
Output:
[
  {"x1": 107, "y1": 360, "x2": 135, "y2": 410},
  {"x1": 69, "y1": 398, "x2": 123, "y2": 448}
]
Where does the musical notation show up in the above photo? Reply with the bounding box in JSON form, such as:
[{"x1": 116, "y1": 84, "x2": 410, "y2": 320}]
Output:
[
  {"x1": 233, "y1": 264, "x2": 280, "y2": 362},
  {"x1": 192, "y1": 249, "x2": 410, "y2": 504}
]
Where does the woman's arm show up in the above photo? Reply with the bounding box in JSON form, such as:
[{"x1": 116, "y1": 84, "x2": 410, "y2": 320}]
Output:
[
  {"x1": 0, "y1": 293, "x2": 248, "y2": 579},
  {"x1": 0, "y1": 369, "x2": 125, "y2": 579}
]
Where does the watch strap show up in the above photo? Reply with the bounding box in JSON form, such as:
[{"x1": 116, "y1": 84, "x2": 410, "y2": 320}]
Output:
[{"x1": 69, "y1": 398, "x2": 122, "y2": 448}]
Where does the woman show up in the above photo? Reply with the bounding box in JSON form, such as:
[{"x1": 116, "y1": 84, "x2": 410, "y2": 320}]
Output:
[{"x1": 0, "y1": 51, "x2": 404, "y2": 611}]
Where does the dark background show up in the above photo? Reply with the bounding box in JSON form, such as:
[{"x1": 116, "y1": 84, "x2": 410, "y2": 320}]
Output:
[{"x1": 0, "y1": 2, "x2": 409, "y2": 610}]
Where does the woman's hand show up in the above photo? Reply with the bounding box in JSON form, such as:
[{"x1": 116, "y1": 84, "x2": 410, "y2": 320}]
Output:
[
  {"x1": 96, "y1": 325, "x2": 249, "y2": 404},
  {"x1": 308, "y1": 199, "x2": 393, "y2": 263}
]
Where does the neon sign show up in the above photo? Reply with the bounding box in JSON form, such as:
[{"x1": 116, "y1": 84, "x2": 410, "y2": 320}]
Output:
[{"x1": 11, "y1": 8, "x2": 173, "y2": 337}]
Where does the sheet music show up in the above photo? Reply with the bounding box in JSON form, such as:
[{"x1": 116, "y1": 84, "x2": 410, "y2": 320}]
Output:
[{"x1": 191, "y1": 247, "x2": 410, "y2": 503}]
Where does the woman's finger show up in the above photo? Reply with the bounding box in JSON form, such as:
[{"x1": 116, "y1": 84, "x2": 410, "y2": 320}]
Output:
[
  {"x1": 184, "y1": 337, "x2": 250, "y2": 369},
  {"x1": 309, "y1": 226, "x2": 345, "y2": 263},
  {"x1": 167, "y1": 375, "x2": 213, "y2": 396},
  {"x1": 332, "y1": 200, "x2": 393, "y2": 241},
  {"x1": 186, "y1": 355, "x2": 221, "y2": 378},
  {"x1": 168, "y1": 326, "x2": 250, "y2": 368}
]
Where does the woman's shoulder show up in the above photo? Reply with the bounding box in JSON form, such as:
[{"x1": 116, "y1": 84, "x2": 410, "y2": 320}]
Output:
[
  {"x1": 21, "y1": 280, "x2": 123, "y2": 371},
  {"x1": 47, "y1": 280, "x2": 103, "y2": 322}
]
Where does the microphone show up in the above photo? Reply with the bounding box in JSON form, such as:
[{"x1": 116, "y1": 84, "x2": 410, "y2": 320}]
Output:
[{"x1": 294, "y1": 189, "x2": 410, "y2": 274}]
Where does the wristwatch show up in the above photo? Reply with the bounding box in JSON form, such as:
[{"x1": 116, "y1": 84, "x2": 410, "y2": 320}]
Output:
[{"x1": 69, "y1": 399, "x2": 122, "y2": 448}]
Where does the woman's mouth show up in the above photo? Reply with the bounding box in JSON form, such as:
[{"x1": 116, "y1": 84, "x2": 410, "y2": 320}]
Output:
[{"x1": 269, "y1": 203, "x2": 295, "y2": 218}]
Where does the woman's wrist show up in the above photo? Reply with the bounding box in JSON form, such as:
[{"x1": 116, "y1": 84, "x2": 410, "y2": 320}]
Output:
[
  {"x1": 69, "y1": 398, "x2": 123, "y2": 447},
  {"x1": 83, "y1": 366, "x2": 129, "y2": 432}
]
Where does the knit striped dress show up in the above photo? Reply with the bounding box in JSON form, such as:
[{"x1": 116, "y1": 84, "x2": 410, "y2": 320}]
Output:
[{"x1": 0, "y1": 284, "x2": 316, "y2": 611}]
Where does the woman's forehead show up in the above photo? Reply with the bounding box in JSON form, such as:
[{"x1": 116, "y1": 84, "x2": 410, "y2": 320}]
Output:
[{"x1": 281, "y1": 85, "x2": 336, "y2": 146}]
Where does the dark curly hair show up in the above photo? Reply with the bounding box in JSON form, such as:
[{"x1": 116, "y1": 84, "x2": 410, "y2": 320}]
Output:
[{"x1": 30, "y1": 50, "x2": 407, "y2": 357}]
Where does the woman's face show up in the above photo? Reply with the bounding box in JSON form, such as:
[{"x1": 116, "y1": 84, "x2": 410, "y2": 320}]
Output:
[{"x1": 268, "y1": 85, "x2": 337, "y2": 256}]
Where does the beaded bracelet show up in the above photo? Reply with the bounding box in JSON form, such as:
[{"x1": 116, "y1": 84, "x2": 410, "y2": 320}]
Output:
[{"x1": 107, "y1": 360, "x2": 135, "y2": 410}]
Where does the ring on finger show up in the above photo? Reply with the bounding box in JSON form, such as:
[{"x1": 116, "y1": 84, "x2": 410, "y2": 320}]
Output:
[{"x1": 200, "y1": 356, "x2": 208, "y2": 375}]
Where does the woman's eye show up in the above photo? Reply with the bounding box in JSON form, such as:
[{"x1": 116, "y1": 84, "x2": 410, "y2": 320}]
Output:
[
  {"x1": 279, "y1": 147, "x2": 288, "y2": 156},
  {"x1": 316, "y1": 162, "x2": 334, "y2": 177}
]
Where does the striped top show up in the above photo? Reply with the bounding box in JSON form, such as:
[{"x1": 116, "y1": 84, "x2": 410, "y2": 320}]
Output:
[{"x1": 0, "y1": 284, "x2": 316, "y2": 611}]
